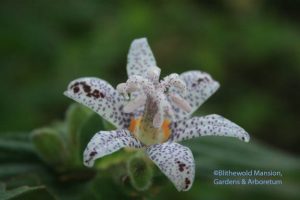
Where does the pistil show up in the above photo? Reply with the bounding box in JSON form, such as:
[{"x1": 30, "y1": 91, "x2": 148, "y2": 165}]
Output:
[{"x1": 137, "y1": 96, "x2": 163, "y2": 145}]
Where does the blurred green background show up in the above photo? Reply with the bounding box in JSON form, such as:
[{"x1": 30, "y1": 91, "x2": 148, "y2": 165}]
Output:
[{"x1": 0, "y1": 0, "x2": 300, "y2": 199}]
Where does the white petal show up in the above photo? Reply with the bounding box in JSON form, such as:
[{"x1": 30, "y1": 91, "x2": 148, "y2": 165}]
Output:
[
  {"x1": 169, "y1": 71, "x2": 220, "y2": 121},
  {"x1": 64, "y1": 77, "x2": 131, "y2": 129},
  {"x1": 169, "y1": 114, "x2": 250, "y2": 143},
  {"x1": 146, "y1": 142, "x2": 195, "y2": 191},
  {"x1": 84, "y1": 129, "x2": 144, "y2": 167},
  {"x1": 127, "y1": 38, "x2": 157, "y2": 78}
]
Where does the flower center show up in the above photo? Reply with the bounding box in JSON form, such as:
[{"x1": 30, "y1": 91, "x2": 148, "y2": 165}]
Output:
[
  {"x1": 128, "y1": 117, "x2": 171, "y2": 145},
  {"x1": 117, "y1": 67, "x2": 191, "y2": 145}
]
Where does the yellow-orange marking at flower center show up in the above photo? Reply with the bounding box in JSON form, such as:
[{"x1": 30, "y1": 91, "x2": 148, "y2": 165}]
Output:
[
  {"x1": 128, "y1": 117, "x2": 171, "y2": 143},
  {"x1": 161, "y1": 119, "x2": 171, "y2": 142},
  {"x1": 128, "y1": 117, "x2": 141, "y2": 137}
]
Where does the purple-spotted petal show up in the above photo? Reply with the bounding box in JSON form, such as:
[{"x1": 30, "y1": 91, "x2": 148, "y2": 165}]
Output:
[
  {"x1": 84, "y1": 129, "x2": 144, "y2": 167},
  {"x1": 127, "y1": 38, "x2": 157, "y2": 78},
  {"x1": 64, "y1": 77, "x2": 131, "y2": 129},
  {"x1": 169, "y1": 114, "x2": 250, "y2": 142},
  {"x1": 169, "y1": 71, "x2": 220, "y2": 121},
  {"x1": 146, "y1": 142, "x2": 195, "y2": 191}
]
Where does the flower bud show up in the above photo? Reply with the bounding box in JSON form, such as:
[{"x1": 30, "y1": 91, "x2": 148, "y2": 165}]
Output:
[
  {"x1": 127, "y1": 155, "x2": 153, "y2": 191},
  {"x1": 31, "y1": 128, "x2": 67, "y2": 168}
]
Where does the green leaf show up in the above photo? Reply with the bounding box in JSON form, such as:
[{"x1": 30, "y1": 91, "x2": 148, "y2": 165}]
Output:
[
  {"x1": 0, "y1": 163, "x2": 44, "y2": 180},
  {"x1": 95, "y1": 149, "x2": 134, "y2": 170},
  {"x1": 0, "y1": 183, "x2": 5, "y2": 192},
  {"x1": 66, "y1": 103, "x2": 92, "y2": 144},
  {"x1": 79, "y1": 113, "x2": 105, "y2": 160},
  {"x1": 0, "y1": 137, "x2": 36, "y2": 163},
  {"x1": 89, "y1": 173, "x2": 133, "y2": 200},
  {"x1": 0, "y1": 139, "x2": 33, "y2": 153},
  {"x1": 31, "y1": 128, "x2": 68, "y2": 168},
  {"x1": 102, "y1": 120, "x2": 117, "y2": 131},
  {"x1": 0, "y1": 185, "x2": 55, "y2": 200},
  {"x1": 186, "y1": 137, "x2": 300, "y2": 171},
  {"x1": 182, "y1": 137, "x2": 300, "y2": 200},
  {"x1": 65, "y1": 103, "x2": 93, "y2": 165}
]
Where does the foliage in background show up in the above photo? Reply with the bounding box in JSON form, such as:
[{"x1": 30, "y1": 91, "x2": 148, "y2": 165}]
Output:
[
  {"x1": 0, "y1": 0, "x2": 300, "y2": 199},
  {"x1": 0, "y1": 0, "x2": 299, "y2": 154}
]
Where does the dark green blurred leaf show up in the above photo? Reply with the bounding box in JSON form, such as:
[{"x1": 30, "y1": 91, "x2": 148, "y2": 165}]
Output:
[
  {"x1": 66, "y1": 103, "x2": 93, "y2": 140},
  {"x1": 79, "y1": 113, "x2": 104, "y2": 158},
  {"x1": 186, "y1": 137, "x2": 300, "y2": 171},
  {"x1": 31, "y1": 128, "x2": 68, "y2": 168},
  {"x1": 0, "y1": 137, "x2": 36, "y2": 162},
  {"x1": 186, "y1": 137, "x2": 300, "y2": 200},
  {"x1": 66, "y1": 103, "x2": 93, "y2": 165},
  {"x1": 0, "y1": 139, "x2": 34, "y2": 153},
  {"x1": 0, "y1": 185, "x2": 55, "y2": 200},
  {"x1": 0, "y1": 163, "x2": 45, "y2": 180},
  {"x1": 102, "y1": 120, "x2": 117, "y2": 131},
  {"x1": 0, "y1": 183, "x2": 5, "y2": 192},
  {"x1": 88, "y1": 173, "x2": 132, "y2": 200}
]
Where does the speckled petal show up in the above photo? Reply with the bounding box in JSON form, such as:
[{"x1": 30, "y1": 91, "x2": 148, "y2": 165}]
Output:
[
  {"x1": 64, "y1": 77, "x2": 131, "y2": 129},
  {"x1": 169, "y1": 114, "x2": 250, "y2": 142},
  {"x1": 84, "y1": 129, "x2": 144, "y2": 167},
  {"x1": 146, "y1": 142, "x2": 195, "y2": 191},
  {"x1": 127, "y1": 38, "x2": 157, "y2": 78},
  {"x1": 169, "y1": 71, "x2": 220, "y2": 121}
]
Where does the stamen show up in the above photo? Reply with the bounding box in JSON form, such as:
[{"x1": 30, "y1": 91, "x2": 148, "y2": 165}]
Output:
[
  {"x1": 162, "y1": 99, "x2": 174, "y2": 119},
  {"x1": 152, "y1": 94, "x2": 174, "y2": 127},
  {"x1": 161, "y1": 73, "x2": 187, "y2": 94},
  {"x1": 117, "y1": 71, "x2": 190, "y2": 130},
  {"x1": 146, "y1": 66, "x2": 161, "y2": 84},
  {"x1": 116, "y1": 83, "x2": 138, "y2": 99},
  {"x1": 169, "y1": 93, "x2": 192, "y2": 113},
  {"x1": 117, "y1": 75, "x2": 155, "y2": 99},
  {"x1": 153, "y1": 109, "x2": 164, "y2": 128},
  {"x1": 123, "y1": 95, "x2": 147, "y2": 113}
]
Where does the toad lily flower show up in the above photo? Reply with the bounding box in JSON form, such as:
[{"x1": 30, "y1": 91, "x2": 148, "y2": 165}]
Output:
[{"x1": 64, "y1": 38, "x2": 250, "y2": 191}]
